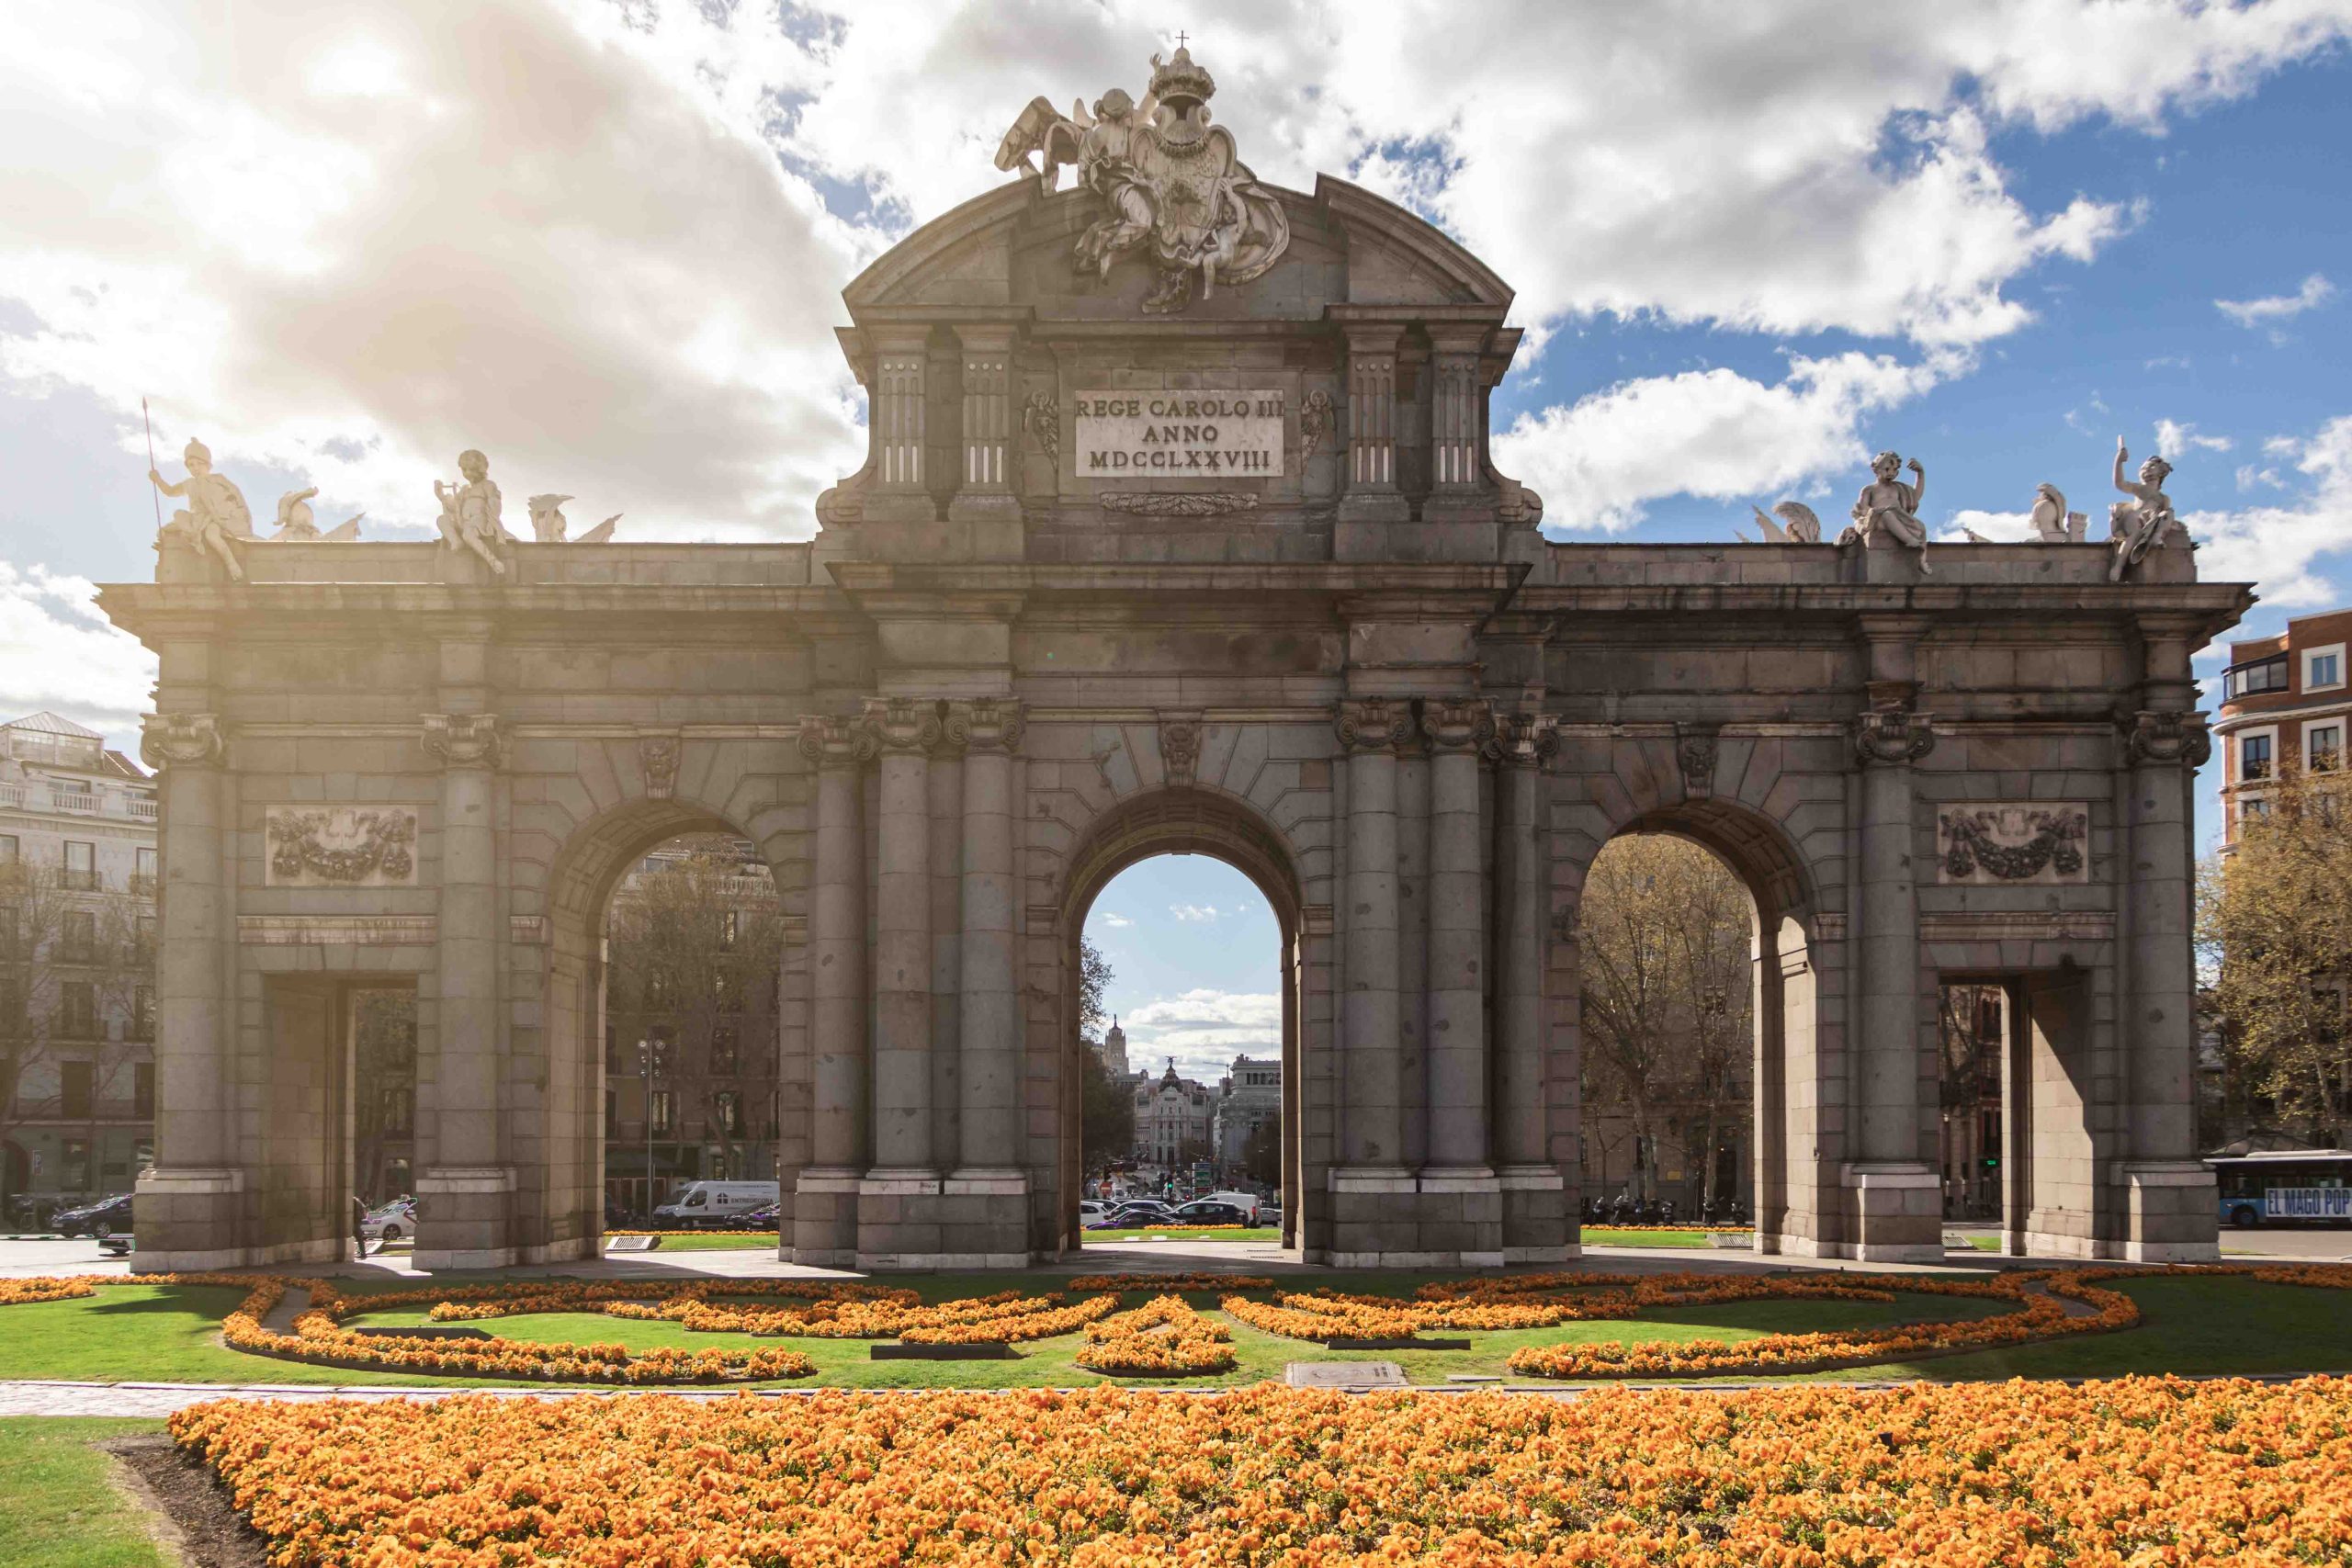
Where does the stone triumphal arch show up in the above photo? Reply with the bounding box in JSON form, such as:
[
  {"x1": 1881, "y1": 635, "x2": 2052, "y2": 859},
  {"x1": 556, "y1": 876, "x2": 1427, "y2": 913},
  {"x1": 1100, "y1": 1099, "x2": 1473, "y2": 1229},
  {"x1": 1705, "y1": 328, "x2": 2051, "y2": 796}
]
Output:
[{"x1": 107, "y1": 49, "x2": 2246, "y2": 1270}]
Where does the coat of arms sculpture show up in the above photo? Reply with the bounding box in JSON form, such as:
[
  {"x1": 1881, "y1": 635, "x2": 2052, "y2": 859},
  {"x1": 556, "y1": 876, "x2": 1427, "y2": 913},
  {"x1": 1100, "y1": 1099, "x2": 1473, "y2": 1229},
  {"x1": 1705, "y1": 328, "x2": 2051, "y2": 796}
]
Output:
[{"x1": 995, "y1": 45, "x2": 1291, "y2": 314}]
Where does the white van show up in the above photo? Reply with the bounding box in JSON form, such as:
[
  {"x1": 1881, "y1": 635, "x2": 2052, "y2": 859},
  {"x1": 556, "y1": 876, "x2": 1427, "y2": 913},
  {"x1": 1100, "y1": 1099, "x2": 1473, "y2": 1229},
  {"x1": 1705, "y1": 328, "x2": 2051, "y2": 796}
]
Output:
[
  {"x1": 653, "y1": 1180, "x2": 780, "y2": 1228},
  {"x1": 1205, "y1": 1190, "x2": 1265, "y2": 1223}
]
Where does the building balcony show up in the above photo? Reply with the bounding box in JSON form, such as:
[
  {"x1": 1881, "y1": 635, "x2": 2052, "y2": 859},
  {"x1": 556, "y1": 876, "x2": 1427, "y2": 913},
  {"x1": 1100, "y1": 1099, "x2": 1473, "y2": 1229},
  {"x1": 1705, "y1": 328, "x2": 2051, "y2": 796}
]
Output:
[{"x1": 0, "y1": 779, "x2": 159, "y2": 824}]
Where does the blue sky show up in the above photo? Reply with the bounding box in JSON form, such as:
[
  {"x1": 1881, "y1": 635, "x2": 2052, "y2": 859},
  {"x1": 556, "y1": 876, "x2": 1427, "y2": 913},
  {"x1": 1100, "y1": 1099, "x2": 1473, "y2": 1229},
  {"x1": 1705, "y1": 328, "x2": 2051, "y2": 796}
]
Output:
[{"x1": 3, "y1": 2, "x2": 2348, "y2": 1064}]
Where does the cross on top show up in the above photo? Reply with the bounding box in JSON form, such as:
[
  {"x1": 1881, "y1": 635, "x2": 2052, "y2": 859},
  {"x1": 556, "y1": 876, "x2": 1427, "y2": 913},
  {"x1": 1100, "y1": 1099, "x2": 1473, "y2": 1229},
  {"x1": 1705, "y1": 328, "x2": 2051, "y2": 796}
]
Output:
[{"x1": 1174, "y1": 29, "x2": 1188, "y2": 48}]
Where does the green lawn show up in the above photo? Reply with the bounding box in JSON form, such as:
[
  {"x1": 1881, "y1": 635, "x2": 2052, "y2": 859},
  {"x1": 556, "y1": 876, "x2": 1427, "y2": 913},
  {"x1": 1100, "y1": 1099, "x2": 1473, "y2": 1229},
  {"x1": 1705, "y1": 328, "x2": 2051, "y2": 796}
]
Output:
[
  {"x1": 1080, "y1": 1226, "x2": 1281, "y2": 1241},
  {"x1": 1578, "y1": 1229, "x2": 1733, "y2": 1249},
  {"x1": 608, "y1": 1233, "x2": 779, "y2": 1252},
  {"x1": 0, "y1": 1417, "x2": 169, "y2": 1568},
  {"x1": 6, "y1": 1272, "x2": 2351, "y2": 1389}
]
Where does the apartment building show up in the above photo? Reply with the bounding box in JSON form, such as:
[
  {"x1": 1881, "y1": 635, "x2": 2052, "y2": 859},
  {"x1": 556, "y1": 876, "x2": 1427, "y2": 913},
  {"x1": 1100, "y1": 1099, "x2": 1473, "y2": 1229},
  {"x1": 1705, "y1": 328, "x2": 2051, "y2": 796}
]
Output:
[
  {"x1": 2214, "y1": 607, "x2": 2352, "y2": 843},
  {"x1": 0, "y1": 711, "x2": 158, "y2": 1218}
]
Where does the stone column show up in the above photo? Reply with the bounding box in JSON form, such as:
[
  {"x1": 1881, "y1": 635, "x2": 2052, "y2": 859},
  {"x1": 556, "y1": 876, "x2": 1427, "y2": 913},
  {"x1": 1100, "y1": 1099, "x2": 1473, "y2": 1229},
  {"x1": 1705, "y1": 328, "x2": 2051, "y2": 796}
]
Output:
[
  {"x1": 872, "y1": 331, "x2": 929, "y2": 495},
  {"x1": 131, "y1": 713, "x2": 244, "y2": 1270},
  {"x1": 1420, "y1": 698, "x2": 1492, "y2": 1177},
  {"x1": 1338, "y1": 324, "x2": 1409, "y2": 527},
  {"x1": 1334, "y1": 697, "x2": 1413, "y2": 1178},
  {"x1": 1488, "y1": 710, "x2": 1566, "y2": 1256},
  {"x1": 948, "y1": 699, "x2": 1024, "y2": 1180},
  {"x1": 1426, "y1": 332, "x2": 1485, "y2": 494},
  {"x1": 1848, "y1": 673, "x2": 1941, "y2": 1262},
  {"x1": 948, "y1": 327, "x2": 1023, "y2": 555},
  {"x1": 417, "y1": 712, "x2": 514, "y2": 1269},
  {"x1": 864, "y1": 696, "x2": 942, "y2": 1183},
  {"x1": 2118, "y1": 615, "x2": 2221, "y2": 1259},
  {"x1": 792, "y1": 716, "x2": 872, "y2": 1266}
]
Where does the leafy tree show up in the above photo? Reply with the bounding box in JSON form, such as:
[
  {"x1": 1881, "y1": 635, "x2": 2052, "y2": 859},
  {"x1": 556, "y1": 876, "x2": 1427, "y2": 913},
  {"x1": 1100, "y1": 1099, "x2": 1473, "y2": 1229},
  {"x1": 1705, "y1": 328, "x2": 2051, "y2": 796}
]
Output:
[
  {"x1": 1575, "y1": 834, "x2": 1754, "y2": 1204},
  {"x1": 1077, "y1": 936, "x2": 1132, "y2": 1168},
  {"x1": 1240, "y1": 1113, "x2": 1281, "y2": 1188},
  {"x1": 352, "y1": 989, "x2": 416, "y2": 1204},
  {"x1": 2199, "y1": 762, "x2": 2352, "y2": 1145}
]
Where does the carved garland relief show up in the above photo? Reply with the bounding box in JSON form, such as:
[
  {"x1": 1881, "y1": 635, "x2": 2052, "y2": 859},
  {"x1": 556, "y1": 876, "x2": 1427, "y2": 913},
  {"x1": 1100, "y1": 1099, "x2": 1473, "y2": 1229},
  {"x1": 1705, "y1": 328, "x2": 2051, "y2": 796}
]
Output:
[
  {"x1": 264, "y1": 807, "x2": 421, "y2": 887},
  {"x1": 1934, "y1": 803, "x2": 2091, "y2": 886}
]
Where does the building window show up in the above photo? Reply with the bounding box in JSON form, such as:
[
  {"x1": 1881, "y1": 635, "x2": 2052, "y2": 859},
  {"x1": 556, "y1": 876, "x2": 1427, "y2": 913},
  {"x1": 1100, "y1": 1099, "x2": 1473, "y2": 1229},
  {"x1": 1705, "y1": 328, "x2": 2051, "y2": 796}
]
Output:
[
  {"x1": 130, "y1": 986, "x2": 154, "y2": 1042},
  {"x1": 709, "y1": 1028, "x2": 739, "y2": 1076},
  {"x1": 132, "y1": 847, "x2": 157, "y2": 894},
  {"x1": 720, "y1": 909, "x2": 740, "y2": 950},
  {"x1": 134, "y1": 1062, "x2": 153, "y2": 1119},
  {"x1": 605, "y1": 1023, "x2": 622, "y2": 1075},
  {"x1": 381, "y1": 1086, "x2": 414, "y2": 1135},
  {"x1": 605, "y1": 1089, "x2": 620, "y2": 1137},
  {"x1": 650, "y1": 1089, "x2": 675, "y2": 1135},
  {"x1": 2224, "y1": 655, "x2": 2290, "y2": 699},
  {"x1": 0, "y1": 834, "x2": 16, "y2": 864},
  {"x1": 2242, "y1": 796, "x2": 2272, "y2": 825},
  {"x1": 62, "y1": 840, "x2": 96, "y2": 892},
  {"x1": 2312, "y1": 724, "x2": 2345, "y2": 773},
  {"x1": 62, "y1": 1060, "x2": 93, "y2": 1119},
  {"x1": 60, "y1": 981, "x2": 96, "y2": 1039},
  {"x1": 2242, "y1": 732, "x2": 2273, "y2": 782},
  {"x1": 62, "y1": 909, "x2": 96, "y2": 964},
  {"x1": 62, "y1": 1139, "x2": 90, "y2": 1191},
  {"x1": 2307, "y1": 644, "x2": 2346, "y2": 693},
  {"x1": 134, "y1": 916, "x2": 156, "y2": 959},
  {"x1": 716, "y1": 1090, "x2": 743, "y2": 1135}
]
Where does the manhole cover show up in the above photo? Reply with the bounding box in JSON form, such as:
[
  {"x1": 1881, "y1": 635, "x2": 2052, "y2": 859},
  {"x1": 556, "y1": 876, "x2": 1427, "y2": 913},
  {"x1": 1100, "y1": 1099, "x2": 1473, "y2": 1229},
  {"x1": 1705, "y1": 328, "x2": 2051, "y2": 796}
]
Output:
[{"x1": 1285, "y1": 1360, "x2": 1406, "y2": 1389}]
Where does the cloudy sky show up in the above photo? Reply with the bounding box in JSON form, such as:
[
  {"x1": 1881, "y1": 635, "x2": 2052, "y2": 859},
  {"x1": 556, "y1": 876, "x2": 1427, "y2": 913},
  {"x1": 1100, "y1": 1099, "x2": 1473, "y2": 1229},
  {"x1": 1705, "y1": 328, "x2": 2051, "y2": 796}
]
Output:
[{"x1": 4, "y1": 1, "x2": 2349, "y2": 1069}]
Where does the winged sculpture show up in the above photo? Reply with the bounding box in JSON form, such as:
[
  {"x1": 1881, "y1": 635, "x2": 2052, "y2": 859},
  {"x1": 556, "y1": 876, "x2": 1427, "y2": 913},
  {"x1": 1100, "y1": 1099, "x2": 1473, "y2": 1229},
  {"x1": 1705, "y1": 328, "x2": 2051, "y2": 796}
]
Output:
[
  {"x1": 1743, "y1": 501, "x2": 1823, "y2": 544},
  {"x1": 994, "y1": 46, "x2": 1291, "y2": 313}
]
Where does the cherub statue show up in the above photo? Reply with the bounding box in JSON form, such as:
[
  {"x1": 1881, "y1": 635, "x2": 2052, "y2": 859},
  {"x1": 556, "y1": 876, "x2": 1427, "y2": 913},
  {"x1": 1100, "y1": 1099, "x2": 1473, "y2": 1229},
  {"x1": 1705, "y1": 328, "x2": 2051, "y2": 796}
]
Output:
[
  {"x1": 435, "y1": 448, "x2": 509, "y2": 577},
  {"x1": 1745, "y1": 501, "x2": 1822, "y2": 544},
  {"x1": 149, "y1": 437, "x2": 252, "y2": 581},
  {"x1": 2027, "y1": 483, "x2": 2087, "y2": 544},
  {"x1": 1849, "y1": 450, "x2": 1931, "y2": 572},
  {"x1": 271, "y1": 487, "x2": 365, "y2": 542},
  {"x1": 525, "y1": 493, "x2": 619, "y2": 544},
  {"x1": 2107, "y1": 437, "x2": 2186, "y2": 581}
]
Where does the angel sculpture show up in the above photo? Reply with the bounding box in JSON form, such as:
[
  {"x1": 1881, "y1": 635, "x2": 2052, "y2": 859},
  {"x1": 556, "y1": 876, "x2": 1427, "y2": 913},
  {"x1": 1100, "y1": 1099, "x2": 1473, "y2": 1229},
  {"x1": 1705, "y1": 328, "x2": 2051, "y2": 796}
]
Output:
[
  {"x1": 1849, "y1": 451, "x2": 1932, "y2": 573},
  {"x1": 2028, "y1": 483, "x2": 2081, "y2": 544},
  {"x1": 434, "y1": 447, "x2": 511, "y2": 578},
  {"x1": 149, "y1": 437, "x2": 252, "y2": 581},
  {"x1": 526, "y1": 493, "x2": 620, "y2": 545},
  {"x1": 993, "y1": 46, "x2": 1291, "y2": 314},
  {"x1": 272, "y1": 487, "x2": 362, "y2": 542},
  {"x1": 2107, "y1": 437, "x2": 2187, "y2": 581},
  {"x1": 1744, "y1": 501, "x2": 1823, "y2": 544}
]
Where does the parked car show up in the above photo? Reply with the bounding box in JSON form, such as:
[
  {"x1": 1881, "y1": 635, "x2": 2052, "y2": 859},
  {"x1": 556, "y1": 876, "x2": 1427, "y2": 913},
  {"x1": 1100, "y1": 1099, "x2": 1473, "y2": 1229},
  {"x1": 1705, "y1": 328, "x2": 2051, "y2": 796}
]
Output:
[
  {"x1": 1078, "y1": 1200, "x2": 1108, "y2": 1223},
  {"x1": 1204, "y1": 1190, "x2": 1265, "y2": 1223},
  {"x1": 53, "y1": 1193, "x2": 131, "y2": 1238},
  {"x1": 361, "y1": 1199, "x2": 415, "y2": 1243},
  {"x1": 1168, "y1": 1200, "x2": 1250, "y2": 1226},
  {"x1": 1106, "y1": 1201, "x2": 1174, "y2": 1225},
  {"x1": 738, "y1": 1202, "x2": 782, "y2": 1227},
  {"x1": 653, "y1": 1179, "x2": 781, "y2": 1229}
]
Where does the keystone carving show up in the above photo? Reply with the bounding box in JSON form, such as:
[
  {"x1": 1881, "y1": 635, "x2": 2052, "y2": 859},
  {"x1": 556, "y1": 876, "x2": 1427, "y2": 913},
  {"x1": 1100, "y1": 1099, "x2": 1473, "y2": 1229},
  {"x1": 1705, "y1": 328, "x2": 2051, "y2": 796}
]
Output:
[
  {"x1": 1099, "y1": 491, "x2": 1260, "y2": 517},
  {"x1": 797, "y1": 716, "x2": 876, "y2": 770},
  {"x1": 1158, "y1": 709, "x2": 1203, "y2": 786},
  {"x1": 421, "y1": 713, "x2": 502, "y2": 769},
  {"x1": 1299, "y1": 389, "x2": 1335, "y2": 457},
  {"x1": 1852, "y1": 705, "x2": 1935, "y2": 767},
  {"x1": 1421, "y1": 698, "x2": 1494, "y2": 754},
  {"x1": 1334, "y1": 696, "x2": 1414, "y2": 754},
  {"x1": 139, "y1": 711, "x2": 223, "y2": 771},
  {"x1": 1486, "y1": 711, "x2": 1559, "y2": 768},
  {"x1": 639, "y1": 732, "x2": 681, "y2": 800},
  {"x1": 1936, "y1": 804, "x2": 2090, "y2": 885},
  {"x1": 2123, "y1": 709, "x2": 2211, "y2": 768},
  {"x1": 265, "y1": 807, "x2": 419, "y2": 887},
  {"x1": 1677, "y1": 723, "x2": 1721, "y2": 798},
  {"x1": 1022, "y1": 392, "x2": 1059, "y2": 468},
  {"x1": 862, "y1": 696, "x2": 944, "y2": 756},
  {"x1": 944, "y1": 698, "x2": 1026, "y2": 754}
]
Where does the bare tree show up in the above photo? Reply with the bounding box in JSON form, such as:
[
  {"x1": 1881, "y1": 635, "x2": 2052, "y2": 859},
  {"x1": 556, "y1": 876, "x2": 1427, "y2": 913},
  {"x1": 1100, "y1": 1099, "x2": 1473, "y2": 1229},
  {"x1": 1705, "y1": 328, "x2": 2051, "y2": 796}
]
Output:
[
  {"x1": 0, "y1": 858, "x2": 149, "y2": 1210},
  {"x1": 1575, "y1": 834, "x2": 1754, "y2": 1205}
]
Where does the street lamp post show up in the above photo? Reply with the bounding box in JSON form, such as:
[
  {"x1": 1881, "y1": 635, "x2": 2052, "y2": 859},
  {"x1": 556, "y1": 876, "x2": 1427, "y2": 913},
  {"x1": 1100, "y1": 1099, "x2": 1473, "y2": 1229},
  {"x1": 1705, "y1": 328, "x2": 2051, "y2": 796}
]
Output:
[{"x1": 637, "y1": 1036, "x2": 661, "y2": 1222}]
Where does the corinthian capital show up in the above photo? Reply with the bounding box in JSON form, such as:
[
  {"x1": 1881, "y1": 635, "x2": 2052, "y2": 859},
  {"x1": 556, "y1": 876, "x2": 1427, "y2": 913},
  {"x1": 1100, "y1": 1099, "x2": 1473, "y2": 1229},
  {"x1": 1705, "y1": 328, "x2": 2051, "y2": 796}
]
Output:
[
  {"x1": 1485, "y1": 711, "x2": 1560, "y2": 769},
  {"x1": 2123, "y1": 709, "x2": 2212, "y2": 768},
  {"x1": 140, "y1": 712, "x2": 223, "y2": 771},
  {"x1": 796, "y1": 715, "x2": 876, "y2": 770},
  {"x1": 1421, "y1": 697, "x2": 1494, "y2": 755},
  {"x1": 861, "y1": 696, "x2": 943, "y2": 756},
  {"x1": 944, "y1": 698, "x2": 1025, "y2": 754},
  {"x1": 1334, "y1": 696, "x2": 1414, "y2": 754},
  {"x1": 421, "y1": 713, "x2": 503, "y2": 769},
  {"x1": 1851, "y1": 705, "x2": 1935, "y2": 767}
]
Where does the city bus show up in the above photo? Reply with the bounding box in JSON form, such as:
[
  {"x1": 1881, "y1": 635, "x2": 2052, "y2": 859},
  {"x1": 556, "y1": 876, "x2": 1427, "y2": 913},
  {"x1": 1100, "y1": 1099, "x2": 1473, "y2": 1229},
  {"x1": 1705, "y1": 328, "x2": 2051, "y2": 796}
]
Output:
[{"x1": 2208, "y1": 1150, "x2": 2352, "y2": 1228}]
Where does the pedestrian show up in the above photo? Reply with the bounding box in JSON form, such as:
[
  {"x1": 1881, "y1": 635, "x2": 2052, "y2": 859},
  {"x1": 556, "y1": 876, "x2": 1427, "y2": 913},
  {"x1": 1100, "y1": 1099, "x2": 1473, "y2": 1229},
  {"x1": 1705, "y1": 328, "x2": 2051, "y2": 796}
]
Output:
[{"x1": 351, "y1": 1193, "x2": 370, "y2": 1259}]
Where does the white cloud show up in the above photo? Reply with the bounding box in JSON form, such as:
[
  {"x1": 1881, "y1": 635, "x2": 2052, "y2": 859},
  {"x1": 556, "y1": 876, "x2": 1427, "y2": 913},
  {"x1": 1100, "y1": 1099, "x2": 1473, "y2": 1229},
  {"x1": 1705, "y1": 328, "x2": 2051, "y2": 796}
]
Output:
[
  {"x1": 1118, "y1": 989, "x2": 1283, "y2": 1079},
  {"x1": 1939, "y1": 509, "x2": 2035, "y2": 544},
  {"x1": 2216, "y1": 273, "x2": 2335, "y2": 329},
  {"x1": 1495, "y1": 351, "x2": 1958, "y2": 533},
  {"x1": 1097, "y1": 912, "x2": 1134, "y2": 929},
  {"x1": 0, "y1": 564, "x2": 157, "y2": 744},
  {"x1": 2157, "y1": 419, "x2": 2233, "y2": 454},
  {"x1": 2189, "y1": 416, "x2": 2352, "y2": 607},
  {"x1": 1170, "y1": 904, "x2": 1221, "y2": 923},
  {"x1": 2236, "y1": 465, "x2": 2286, "y2": 491}
]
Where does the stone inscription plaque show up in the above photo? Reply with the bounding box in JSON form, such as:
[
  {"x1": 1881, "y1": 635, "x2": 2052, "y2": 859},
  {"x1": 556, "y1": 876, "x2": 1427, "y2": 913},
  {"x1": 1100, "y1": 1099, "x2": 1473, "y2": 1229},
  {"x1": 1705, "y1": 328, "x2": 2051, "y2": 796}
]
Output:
[{"x1": 1074, "y1": 389, "x2": 1284, "y2": 478}]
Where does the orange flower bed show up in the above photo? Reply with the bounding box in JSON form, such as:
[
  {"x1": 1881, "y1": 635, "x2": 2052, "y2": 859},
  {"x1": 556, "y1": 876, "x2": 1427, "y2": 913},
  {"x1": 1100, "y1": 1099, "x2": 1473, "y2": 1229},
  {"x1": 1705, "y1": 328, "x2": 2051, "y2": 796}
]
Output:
[
  {"x1": 168, "y1": 1378, "x2": 2352, "y2": 1565},
  {"x1": 1583, "y1": 1224, "x2": 1756, "y2": 1234},
  {"x1": 1073, "y1": 1294, "x2": 1237, "y2": 1375},
  {"x1": 1068, "y1": 1271, "x2": 1275, "y2": 1292},
  {"x1": 0, "y1": 1275, "x2": 98, "y2": 1305}
]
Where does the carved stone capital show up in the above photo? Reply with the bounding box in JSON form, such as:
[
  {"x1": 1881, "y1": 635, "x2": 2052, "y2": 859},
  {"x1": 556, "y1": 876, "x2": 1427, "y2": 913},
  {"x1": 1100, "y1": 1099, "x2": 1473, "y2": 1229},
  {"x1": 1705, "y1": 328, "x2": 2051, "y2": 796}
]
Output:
[
  {"x1": 861, "y1": 696, "x2": 944, "y2": 756},
  {"x1": 1157, "y1": 709, "x2": 1203, "y2": 786},
  {"x1": 1334, "y1": 696, "x2": 1414, "y2": 755},
  {"x1": 139, "y1": 712, "x2": 223, "y2": 771},
  {"x1": 1485, "y1": 711, "x2": 1559, "y2": 768},
  {"x1": 638, "y1": 730, "x2": 681, "y2": 800},
  {"x1": 796, "y1": 715, "x2": 876, "y2": 770},
  {"x1": 944, "y1": 698, "x2": 1025, "y2": 755},
  {"x1": 1676, "y1": 722, "x2": 1721, "y2": 798},
  {"x1": 2123, "y1": 709, "x2": 2212, "y2": 769},
  {"x1": 1421, "y1": 697, "x2": 1494, "y2": 756},
  {"x1": 1852, "y1": 706, "x2": 1935, "y2": 767},
  {"x1": 421, "y1": 713, "x2": 502, "y2": 770}
]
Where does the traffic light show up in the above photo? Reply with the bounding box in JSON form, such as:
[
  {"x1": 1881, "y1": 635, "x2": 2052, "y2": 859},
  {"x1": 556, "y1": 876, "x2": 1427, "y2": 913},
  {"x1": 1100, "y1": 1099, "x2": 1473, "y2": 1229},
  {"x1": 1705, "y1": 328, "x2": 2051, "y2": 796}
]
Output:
[{"x1": 1983, "y1": 1155, "x2": 1999, "y2": 1169}]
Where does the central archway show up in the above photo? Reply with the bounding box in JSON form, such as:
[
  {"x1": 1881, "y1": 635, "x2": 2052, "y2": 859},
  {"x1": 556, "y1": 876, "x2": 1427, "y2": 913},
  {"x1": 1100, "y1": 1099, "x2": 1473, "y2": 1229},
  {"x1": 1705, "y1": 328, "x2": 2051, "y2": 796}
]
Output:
[{"x1": 1057, "y1": 788, "x2": 1305, "y2": 1254}]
